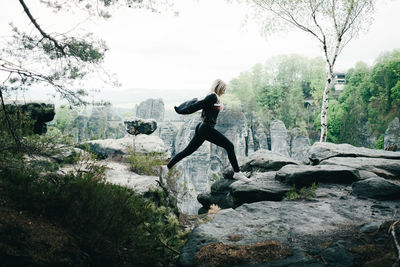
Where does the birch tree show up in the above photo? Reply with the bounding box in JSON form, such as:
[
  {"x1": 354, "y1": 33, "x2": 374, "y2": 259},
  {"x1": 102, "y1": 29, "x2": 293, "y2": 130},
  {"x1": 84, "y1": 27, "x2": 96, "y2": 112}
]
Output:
[{"x1": 248, "y1": 0, "x2": 375, "y2": 141}]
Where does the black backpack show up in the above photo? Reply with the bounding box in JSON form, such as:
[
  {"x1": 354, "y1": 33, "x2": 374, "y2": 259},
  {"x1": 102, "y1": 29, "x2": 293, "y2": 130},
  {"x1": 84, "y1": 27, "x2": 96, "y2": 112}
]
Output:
[{"x1": 174, "y1": 98, "x2": 203, "y2": 114}]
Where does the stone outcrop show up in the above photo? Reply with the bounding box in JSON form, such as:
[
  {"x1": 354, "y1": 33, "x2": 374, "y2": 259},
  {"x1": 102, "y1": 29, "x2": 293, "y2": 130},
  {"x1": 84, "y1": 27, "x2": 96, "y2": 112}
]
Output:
[
  {"x1": 84, "y1": 134, "x2": 168, "y2": 159},
  {"x1": 269, "y1": 120, "x2": 310, "y2": 160},
  {"x1": 181, "y1": 142, "x2": 400, "y2": 266},
  {"x1": 230, "y1": 171, "x2": 290, "y2": 206},
  {"x1": 124, "y1": 118, "x2": 157, "y2": 135},
  {"x1": 250, "y1": 113, "x2": 268, "y2": 151},
  {"x1": 5, "y1": 103, "x2": 55, "y2": 134},
  {"x1": 290, "y1": 127, "x2": 310, "y2": 162},
  {"x1": 320, "y1": 157, "x2": 400, "y2": 179},
  {"x1": 135, "y1": 98, "x2": 165, "y2": 121},
  {"x1": 152, "y1": 121, "x2": 178, "y2": 156},
  {"x1": 198, "y1": 151, "x2": 296, "y2": 211},
  {"x1": 306, "y1": 142, "x2": 400, "y2": 164},
  {"x1": 276, "y1": 164, "x2": 360, "y2": 186},
  {"x1": 270, "y1": 120, "x2": 290, "y2": 157},
  {"x1": 180, "y1": 187, "x2": 399, "y2": 266},
  {"x1": 105, "y1": 161, "x2": 159, "y2": 194},
  {"x1": 384, "y1": 117, "x2": 399, "y2": 151},
  {"x1": 239, "y1": 149, "x2": 298, "y2": 174},
  {"x1": 352, "y1": 177, "x2": 400, "y2": 200}
]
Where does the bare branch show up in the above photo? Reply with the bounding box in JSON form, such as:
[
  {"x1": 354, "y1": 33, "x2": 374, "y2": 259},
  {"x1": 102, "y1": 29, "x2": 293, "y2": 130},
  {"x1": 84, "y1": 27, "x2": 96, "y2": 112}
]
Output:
[{"x1": 254, "y1": 0, "x2": 323, "y2": 43}]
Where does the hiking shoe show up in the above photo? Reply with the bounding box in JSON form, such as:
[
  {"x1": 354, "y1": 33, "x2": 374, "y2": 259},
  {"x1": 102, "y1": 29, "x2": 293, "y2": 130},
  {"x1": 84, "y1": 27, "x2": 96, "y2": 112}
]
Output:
[{"x1": 233, "y1": 172, "x2": 251, "y2": 183}]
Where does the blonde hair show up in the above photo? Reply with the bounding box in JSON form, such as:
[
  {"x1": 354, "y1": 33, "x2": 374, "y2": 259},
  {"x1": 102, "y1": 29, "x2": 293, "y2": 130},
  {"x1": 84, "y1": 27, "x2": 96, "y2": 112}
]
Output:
[{"x1": 210, "y1": 79, "x2": 227, "y2": 96}]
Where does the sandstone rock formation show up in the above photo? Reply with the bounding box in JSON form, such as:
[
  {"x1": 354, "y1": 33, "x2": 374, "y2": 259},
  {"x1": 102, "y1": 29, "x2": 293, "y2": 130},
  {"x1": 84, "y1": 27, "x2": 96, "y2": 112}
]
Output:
[
  {"x1": 384, "y1": 117, "x2": 399, "y2": 151},
  {"x1": 180, "y1": 142, "x2": 400, "y2": 266},
  {"x1": 270, "y1": 120, "x2": 290, "y2": 157},
  {"x1": 124, "y1": 118, "x2": 157, "y2": 135},
  {"x1": 269, "y1": 120, "x2": 310, "y2": 161},
  {"x1": 135, "y1": 98, "x2": 165, "y2": 121},
  {"x1": 5, "y1": 103, "x2": 55, "y2": 134},
  {"x1": 290, "y1": 127, "x2": 311, "y2": 162},
  {"x1": 105, "y1": 161, "x2": 159, "y2": 194},
  {"x1": 85, "y1": 134, "x2": 168, "y2": 159},
  {"x1": 152, "y1": 121, "x2": 178, "y2": 156}
]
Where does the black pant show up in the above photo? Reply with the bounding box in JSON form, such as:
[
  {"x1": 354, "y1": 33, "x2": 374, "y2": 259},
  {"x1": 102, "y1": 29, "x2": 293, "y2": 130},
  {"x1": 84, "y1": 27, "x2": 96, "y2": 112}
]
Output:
[{"x1": 167, "y1": 122, "x2": 240, "y2": 172}]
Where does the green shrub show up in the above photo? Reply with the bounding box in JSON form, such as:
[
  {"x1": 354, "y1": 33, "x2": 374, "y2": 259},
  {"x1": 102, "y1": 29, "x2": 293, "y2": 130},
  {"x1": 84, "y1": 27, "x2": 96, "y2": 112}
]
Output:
[
  {"x1": 286, "y1": 183, "x2": 318, "y2": 200},
  {"x1": 126, "y1": 151, "x2": 167, "y2": 175},
  {"x1": 0, "y1": 158, "x2": 187, "y2": 266},
  {"x1": 374, "y1": 134, "x2": 384, "y2": 150}
]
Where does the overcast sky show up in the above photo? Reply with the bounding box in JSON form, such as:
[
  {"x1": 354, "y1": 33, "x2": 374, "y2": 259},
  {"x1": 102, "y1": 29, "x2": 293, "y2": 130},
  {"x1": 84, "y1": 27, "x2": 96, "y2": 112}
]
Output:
[{"x1": 1, "y1": 0, "x2": 400, "y2": 109}]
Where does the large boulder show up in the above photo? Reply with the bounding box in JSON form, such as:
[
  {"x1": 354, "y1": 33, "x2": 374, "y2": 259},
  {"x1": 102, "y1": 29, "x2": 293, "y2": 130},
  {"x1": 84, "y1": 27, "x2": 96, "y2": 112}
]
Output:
[
  {"x1": 352, "y1": 177, "x2": 400, "y2": 200},
  {"x1": 384, "y1": 117, "x2": 400, "y2": 151},
  {"x1": 197, "y1": 172, "x2": 291, "y2": 211},
  {"x1": 230, "y1": 172, "x2": 291, "y2": 206},
  {"x1": 135, "y1": 98, "x2": 165, "y2": 121},
  {"x1": 124, "y1": 118, "x2": 157, "y2": 135},
  {"x1": 306, "y1": 142, "x2": 400, "y2": 164},
  {"x1": 105, "y1": 161, "x2": 159, "y2": 194},
  {"x1": 6, "y1": 103, "x2": 55, "y2": 134},
  {"x1": 197, "y1": 179, "x2": 236, "y2": 212},
  {"x1": 239, "y1": 149, "x2": 298, "y2": 174},
  {"x1": 179, "y1": 186, "x2": 400, "y2": 266},
  {"x1": 275, "y1": 165, "x2": 360, "y2": 186},
  {"x1": 250, "y1": 114, "x2": 268, "y2": 151},
  {"x1": 85, "y1": 134, "x2": 168, "y2": 159},
  {"x1": 270, "y1": 120, "x2": 290, "y2": 157},
  {"x1": 289, "y1": 127, "x2": 311, "y2": 162},
  {"x1": 320, "y1": 157, "x2": 400, "y2": 179}
]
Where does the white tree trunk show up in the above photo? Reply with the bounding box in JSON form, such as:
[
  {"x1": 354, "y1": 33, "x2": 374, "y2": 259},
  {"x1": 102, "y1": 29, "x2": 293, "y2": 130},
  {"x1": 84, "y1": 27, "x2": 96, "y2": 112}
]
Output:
[{"x1": 320, "y1": 71, "x2": 333, "y2": 142}]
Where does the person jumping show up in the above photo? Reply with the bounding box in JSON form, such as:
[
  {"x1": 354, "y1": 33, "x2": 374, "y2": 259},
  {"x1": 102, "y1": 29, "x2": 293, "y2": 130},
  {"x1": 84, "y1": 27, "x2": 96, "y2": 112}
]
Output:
[{"x1": 167, "y1": 79, "x2": 250, "y2": 183}]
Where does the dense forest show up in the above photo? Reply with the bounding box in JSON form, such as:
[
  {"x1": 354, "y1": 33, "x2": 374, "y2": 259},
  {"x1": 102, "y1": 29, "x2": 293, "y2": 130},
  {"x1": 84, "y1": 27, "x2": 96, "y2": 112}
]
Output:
[{"x1": 224, "y1": 50, "x2": 400, "y2": 148}]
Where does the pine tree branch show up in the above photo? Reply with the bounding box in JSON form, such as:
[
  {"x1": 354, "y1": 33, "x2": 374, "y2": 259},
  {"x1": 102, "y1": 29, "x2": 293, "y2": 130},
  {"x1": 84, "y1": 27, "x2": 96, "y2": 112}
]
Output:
[{"x1": 18, "y1": 0, "x2": 66, "y2": 56}]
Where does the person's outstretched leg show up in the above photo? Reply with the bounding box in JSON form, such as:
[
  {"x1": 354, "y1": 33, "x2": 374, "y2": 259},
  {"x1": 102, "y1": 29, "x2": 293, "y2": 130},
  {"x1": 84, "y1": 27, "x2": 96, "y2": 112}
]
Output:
[
  {"x1": 167, "y1": 124, "x2": 205, "y2": 169},
  {"x1": 203, "y1": 127, "x2": 239, "y2": 171},
  {"x1": 204, "y1": 126, "x2": 250, "y2": 182}
]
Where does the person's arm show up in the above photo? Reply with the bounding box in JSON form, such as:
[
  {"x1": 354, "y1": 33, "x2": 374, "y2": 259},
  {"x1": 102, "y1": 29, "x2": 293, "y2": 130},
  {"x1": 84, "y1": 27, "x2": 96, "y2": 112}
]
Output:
[{"x1": 196, "y1": 93, "x2": 217, "y2": 108}]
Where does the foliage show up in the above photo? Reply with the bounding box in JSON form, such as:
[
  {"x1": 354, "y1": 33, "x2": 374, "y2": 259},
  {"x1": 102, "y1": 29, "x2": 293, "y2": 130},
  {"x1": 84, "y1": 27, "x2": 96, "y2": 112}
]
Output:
[
  {"x1": 247, "y1": 0, "x2": 375, "y2": 141},
  {"x1": 126, "y1": 151, "x2": 168, "y2": 176},
  {"x1": 325, "y1": 50, "x2": 400, "y2": 146},
  {"x1": 374, "y1": 135, "x2": 384, "y2": 150},
  {"x1": 228, "y1": 54, "x2": 325, "y2": 136},
  {"x1": 286, "y1": 183, "x2": 318, "y2": 200},
  {"x1": 53, "y1": 105, "x2": 78, "y2": 134},
  {"x1": 326, "y1": 100, "x2": 344, "y2": 143},
  {"x1": 0, "y1": 155, "x2": 187, "y2": 266}
]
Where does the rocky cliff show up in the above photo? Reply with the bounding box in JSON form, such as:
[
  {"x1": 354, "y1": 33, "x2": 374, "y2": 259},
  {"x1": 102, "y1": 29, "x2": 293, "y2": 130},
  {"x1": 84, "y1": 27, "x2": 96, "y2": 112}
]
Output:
[
  {"x1": 135, "y1": 98, "x2": 165, "y2": 121},
  {"x1": 180, "y1": 142, "x2": 400, "y2": 266},
  {"x1": 385, "y1": 117, "x2": 400, "y2": 151}
]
